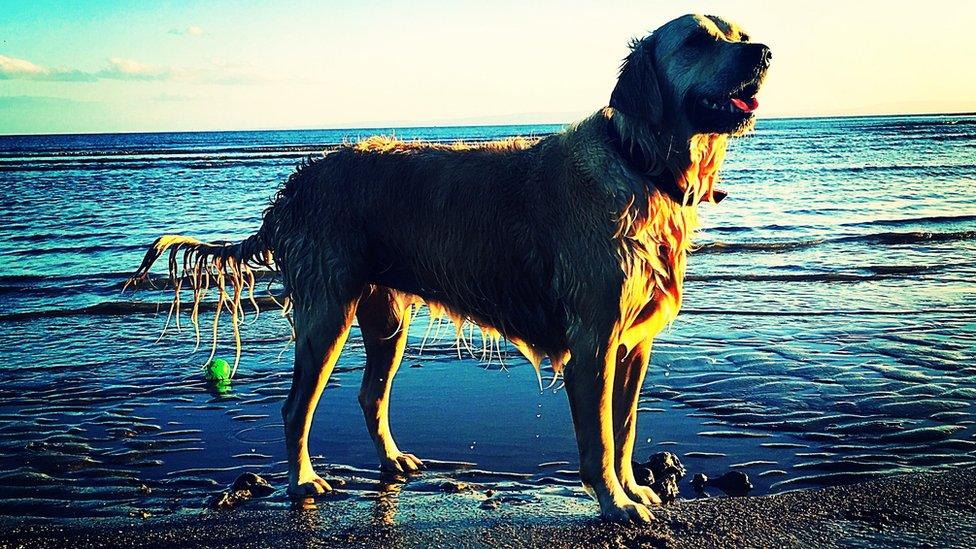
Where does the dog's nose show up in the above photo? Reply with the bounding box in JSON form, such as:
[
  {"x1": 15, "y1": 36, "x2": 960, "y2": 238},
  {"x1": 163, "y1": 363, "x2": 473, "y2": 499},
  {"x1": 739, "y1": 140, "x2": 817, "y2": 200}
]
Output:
[{"x1": 758, "y1": 45, "x2": 772, "y2": 67}]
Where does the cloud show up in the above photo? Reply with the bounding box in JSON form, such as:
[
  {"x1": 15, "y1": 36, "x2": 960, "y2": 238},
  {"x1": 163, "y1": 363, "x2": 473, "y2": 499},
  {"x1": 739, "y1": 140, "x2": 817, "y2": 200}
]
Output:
[
  {"x1": 168, "y1": 25, "x2": 205, "y2": 37},
  {"x1": 0, "y1": 54, "x2": 97, "y2": 82},
  {"x1": 98, "y1": 58, "x2": 170, "y2": 81},
  {"x1": 0, "y1": 53, "x2": 264, "y2": 85}
]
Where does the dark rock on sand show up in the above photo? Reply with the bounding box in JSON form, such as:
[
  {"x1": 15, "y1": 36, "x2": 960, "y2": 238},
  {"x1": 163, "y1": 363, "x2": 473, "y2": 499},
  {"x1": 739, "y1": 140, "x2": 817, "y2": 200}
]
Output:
[
  {"x1": 692, "y1": 470, "x2": 753, "y2": 496},
  {"x1": 709, "y1": 471, "x2": 753, "y2": 496},
  {"x1": 632, "y1": 461, "x2": 655, "y2": 487},
  {"x1": 635, "y1": 452, "x2": 687, "y2": 503},
  {"x1": 441, "y1": 480, "x2": 471, "y2": 493},
  {"x1": 649, "y1": 452, "x2": 687, "y2": 480},
  {"x1": 211, "y1": 473, "x2": 275, "y2": 509},
  {"x1": 480, "y1": 493, "x2": 534, "y2": 510},
  {"x1": 232, "y1": 472, "x2": 275, "y2": 497},
  {"x1": 211, "y1": 490, "x2": 249, "y2": 510}
]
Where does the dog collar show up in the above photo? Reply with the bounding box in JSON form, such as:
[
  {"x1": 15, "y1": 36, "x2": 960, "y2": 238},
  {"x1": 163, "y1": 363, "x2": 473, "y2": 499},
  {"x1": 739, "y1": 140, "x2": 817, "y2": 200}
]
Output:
[{"x1": 606, "y1": 118, "x2": 726, "y2": 205}]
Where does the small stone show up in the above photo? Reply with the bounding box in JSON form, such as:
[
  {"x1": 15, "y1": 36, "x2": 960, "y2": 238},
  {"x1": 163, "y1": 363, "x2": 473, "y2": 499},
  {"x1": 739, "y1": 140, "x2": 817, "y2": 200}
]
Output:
[
  {"x1": 632, "y1": 460, "x2": 655, "y2": 486},
  {"x1": 691, "y1": 473, "x2": 709, "y2": 492},
  {"x1": 480, "y1": 498, "x2": 501, "y2": 510},
  {"x1": 441, "y1": 480, "x2": 470, "y2": 493},
  {"x1": 138, "y1": 484, "x2": 152, "y2": 495},
  {"x1": 232, "y1": 472, "x2": 275, "y2": 497},
  {"x1": 709, "y1": 470, "x2": 753, "y2": 496},
  {"x1": 648, "y1": 452, "x2": 687, "y2": 480},
  {"x1": 210, "y1": 489, "x2": 254, "y2": 509},
  {"x1": 480, "y1": 493, "x2": 533, "y2": 509},
  {"x1": 210, "y1": 491, "x2": 235, "y2": 509},
  {"x1": 645, "y1": 452, "x2": 686, "y2": 503},
  {"x1": 211, "y1": 473, "x2": 275, "y2": 509}
]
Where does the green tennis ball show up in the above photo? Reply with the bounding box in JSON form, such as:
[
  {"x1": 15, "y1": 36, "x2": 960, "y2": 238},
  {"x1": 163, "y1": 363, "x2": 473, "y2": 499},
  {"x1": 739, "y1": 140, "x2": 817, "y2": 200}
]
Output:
[{"x1": 206, "y1": 358, "x2": 231, "y2": 381}]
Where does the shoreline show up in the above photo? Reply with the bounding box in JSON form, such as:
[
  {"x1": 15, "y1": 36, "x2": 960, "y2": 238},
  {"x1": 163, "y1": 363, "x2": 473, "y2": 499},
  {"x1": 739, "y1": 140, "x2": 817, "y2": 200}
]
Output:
[{"x1": 4, "y1": 468, "x2": 975, "y2": 548}]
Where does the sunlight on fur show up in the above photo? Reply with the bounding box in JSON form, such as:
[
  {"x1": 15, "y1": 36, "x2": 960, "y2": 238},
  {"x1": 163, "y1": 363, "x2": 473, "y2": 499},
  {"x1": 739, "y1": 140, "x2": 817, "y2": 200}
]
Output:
[{"x1": 614, "y1": 133, "x2": 727, "y2": 355}]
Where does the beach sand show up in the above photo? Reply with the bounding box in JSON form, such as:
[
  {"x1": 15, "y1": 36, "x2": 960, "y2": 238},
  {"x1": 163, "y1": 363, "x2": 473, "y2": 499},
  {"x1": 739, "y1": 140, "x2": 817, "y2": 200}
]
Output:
[{"x1": 4, "y1": 468, "x2": 974, "y2": 548}]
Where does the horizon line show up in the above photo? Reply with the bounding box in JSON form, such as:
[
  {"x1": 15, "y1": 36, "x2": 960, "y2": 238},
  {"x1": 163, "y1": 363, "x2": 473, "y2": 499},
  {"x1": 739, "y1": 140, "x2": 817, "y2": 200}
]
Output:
[{"x1": 2, "y1": 110, "x2": 974, "y2": 139}]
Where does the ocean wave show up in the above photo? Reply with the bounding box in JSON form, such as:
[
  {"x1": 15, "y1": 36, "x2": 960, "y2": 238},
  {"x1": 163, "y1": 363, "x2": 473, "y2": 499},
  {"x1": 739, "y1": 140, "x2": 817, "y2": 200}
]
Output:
[
  {"x1": 705, "y1": 214, "x2": 976, "y2": 237},
  {"x1": 731, "y1": 162, "x2": 976, "y2": 175},
  {"x1": 0, "y1": 157, "x2": 294, "y2": 172},
  {"x1": 5, "y1": 243, "x2": 149, "y2": 256},
  {"x1": 0, "y1": 134, "x2": 547, "y2": 164},
  {"x1": 0, "y1": 296, "x2": 282, "y2": 321},
  {"x1": 0, "y1": 271, "x2": 281, "y2": 300},
  {"x1": 681, "y1": 307, "x2": 976, "y2": 317},
  {"x1": 686, "y1": 266, "x2": 948, "y2": 283},
  {"x1": 843, "y1": 213, "x2": 976, "y2": 229},
  {"x1": 695, "y1": 229, "x2": 975, "y2": 254},
  {"x1": 4, "y1": 301, "x2": 973, "y2": 322},
  {"x1": 0, "y1": 144, "x2": 336, "y2": 159}
]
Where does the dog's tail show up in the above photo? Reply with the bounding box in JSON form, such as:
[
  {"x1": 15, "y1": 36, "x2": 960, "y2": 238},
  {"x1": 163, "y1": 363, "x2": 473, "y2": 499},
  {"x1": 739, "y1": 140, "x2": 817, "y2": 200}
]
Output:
[{"x1": 124, "y1": 229, "x2": 281, "y2": 377}]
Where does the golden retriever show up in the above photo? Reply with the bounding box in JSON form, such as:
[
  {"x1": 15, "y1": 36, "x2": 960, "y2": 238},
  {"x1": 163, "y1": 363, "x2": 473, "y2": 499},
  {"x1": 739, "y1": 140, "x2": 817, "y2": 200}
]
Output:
[{"x1": 128, "y1": 13, "x2": 770, "y2": 523}]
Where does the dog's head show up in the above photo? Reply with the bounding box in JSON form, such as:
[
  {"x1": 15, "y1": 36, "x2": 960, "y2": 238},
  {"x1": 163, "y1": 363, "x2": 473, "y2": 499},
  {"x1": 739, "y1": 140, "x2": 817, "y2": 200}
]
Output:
[{"x1": 611, "y1": 14, "x2": 771, "y2": 137}]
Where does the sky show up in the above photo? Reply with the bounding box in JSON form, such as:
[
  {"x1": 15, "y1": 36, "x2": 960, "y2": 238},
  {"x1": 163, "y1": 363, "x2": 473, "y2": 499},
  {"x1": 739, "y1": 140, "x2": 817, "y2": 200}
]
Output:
[{"x1": 1, "y1": 0, "x2": 974, "y2": 135}]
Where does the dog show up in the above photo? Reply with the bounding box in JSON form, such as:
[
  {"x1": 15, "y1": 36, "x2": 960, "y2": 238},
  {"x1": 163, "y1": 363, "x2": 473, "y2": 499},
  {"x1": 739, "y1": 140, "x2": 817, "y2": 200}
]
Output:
[{"x1": 128, "y1": 14, "x2": 770, "y2": 523}]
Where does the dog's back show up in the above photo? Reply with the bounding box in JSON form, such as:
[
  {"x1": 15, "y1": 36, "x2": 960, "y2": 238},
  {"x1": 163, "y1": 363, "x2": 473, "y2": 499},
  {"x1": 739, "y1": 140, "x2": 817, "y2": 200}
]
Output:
[{"x1": 267, "y1": 120, "x2": 621, "y2": 354}]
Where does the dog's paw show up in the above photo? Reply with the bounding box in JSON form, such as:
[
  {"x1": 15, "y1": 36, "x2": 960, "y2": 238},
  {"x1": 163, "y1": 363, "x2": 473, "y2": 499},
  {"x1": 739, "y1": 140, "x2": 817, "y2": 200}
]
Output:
[
  {"x1": 380, "y1": 452, "x2": 424, "y2": 474},
  {"x1": 623, "y1": 482, "x2": 663, "y2": 506},
  {"x1": 601, "y1": 500, "x2": 654, "y2": 525},
  {"x1": 287, "y1": 475, "x2": 333, "y2": 497}
]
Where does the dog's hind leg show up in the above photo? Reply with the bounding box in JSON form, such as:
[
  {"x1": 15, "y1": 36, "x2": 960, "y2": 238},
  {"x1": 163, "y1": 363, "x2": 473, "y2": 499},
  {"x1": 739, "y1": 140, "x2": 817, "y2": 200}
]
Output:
[
  {"x1": 283, "y1": 292, "x2": 359, "y2": 497},
  {"x1": 564, "y1": 331, "x2": 652, "y2": 524},
  {"x1": 356, "y1": 286, "x2": 423, "y2": 474},
  {"x1": 612, "y1": 340, "x2": 662, "y2": 506}
]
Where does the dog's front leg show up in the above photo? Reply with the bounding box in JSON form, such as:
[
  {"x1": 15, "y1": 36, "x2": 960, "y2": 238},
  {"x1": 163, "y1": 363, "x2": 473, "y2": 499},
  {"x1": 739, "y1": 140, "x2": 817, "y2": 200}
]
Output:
[
  {"x1": 564, "y1": 336, "x2": 653, "y2": 524},
  {"x1": 612, "y1": 340, "x2": 662, "y2": 506}
]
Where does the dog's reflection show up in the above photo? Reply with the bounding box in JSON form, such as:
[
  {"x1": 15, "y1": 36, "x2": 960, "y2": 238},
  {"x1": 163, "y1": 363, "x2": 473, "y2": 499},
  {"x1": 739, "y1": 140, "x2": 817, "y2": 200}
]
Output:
[
  {"x1": 371, "y1": 472, "x2": 411, "y2": 525},
  {"x1": 289, "y1": 495, "x2": 323, "y2": 530},
  {"x1": 286, "y1": 473, "x2": 410, "y2": 527}
]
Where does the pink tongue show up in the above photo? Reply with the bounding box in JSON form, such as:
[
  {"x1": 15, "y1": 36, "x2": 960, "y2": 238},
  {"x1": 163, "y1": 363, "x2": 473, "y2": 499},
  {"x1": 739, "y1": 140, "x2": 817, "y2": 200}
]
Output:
[{"x1": 730, "y1": 97, "x2": 759, "y2": 112}]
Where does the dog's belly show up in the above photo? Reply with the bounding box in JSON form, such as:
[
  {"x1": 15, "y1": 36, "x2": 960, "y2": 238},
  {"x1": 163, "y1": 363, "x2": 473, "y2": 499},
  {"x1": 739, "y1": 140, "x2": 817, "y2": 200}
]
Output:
[{"x1": 367, "y1": 259, "x2": 570, "y2": 368}]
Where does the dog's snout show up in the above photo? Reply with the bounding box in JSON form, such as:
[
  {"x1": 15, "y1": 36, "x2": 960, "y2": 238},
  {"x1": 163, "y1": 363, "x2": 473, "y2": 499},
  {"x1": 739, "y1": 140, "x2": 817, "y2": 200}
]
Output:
[{"x1": 757, "y1": 44, "x2": 772, "y2": 68}]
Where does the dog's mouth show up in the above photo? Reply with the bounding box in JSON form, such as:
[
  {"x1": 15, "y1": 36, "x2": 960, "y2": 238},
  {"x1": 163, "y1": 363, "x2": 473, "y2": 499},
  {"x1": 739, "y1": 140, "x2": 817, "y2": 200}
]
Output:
[
  {"x1": 699, "y1": 82, "x2": 760, "y2": 115},
  {"x1": 692, "y1": 77, "x2": 764, "y2": 135}
]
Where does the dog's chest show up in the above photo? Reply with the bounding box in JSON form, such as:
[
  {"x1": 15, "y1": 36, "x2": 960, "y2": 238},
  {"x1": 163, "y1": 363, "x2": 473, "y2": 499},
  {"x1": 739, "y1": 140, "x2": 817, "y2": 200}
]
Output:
[{"x1": 614, "y1": 196, "x2": 692, "y2": 349}]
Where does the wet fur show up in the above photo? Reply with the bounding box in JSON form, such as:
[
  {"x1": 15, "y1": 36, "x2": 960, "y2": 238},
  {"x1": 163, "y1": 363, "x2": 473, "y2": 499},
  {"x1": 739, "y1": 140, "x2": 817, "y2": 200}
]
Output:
[{"x1": 128, "y1": 14, "x2": 769, "y2": 522}]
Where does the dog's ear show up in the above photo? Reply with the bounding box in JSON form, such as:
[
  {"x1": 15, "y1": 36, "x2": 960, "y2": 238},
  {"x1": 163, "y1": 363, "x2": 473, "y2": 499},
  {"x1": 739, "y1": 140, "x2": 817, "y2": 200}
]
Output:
[{"x1": 609, "y1": 37, "x2": 663, "y2": 124}]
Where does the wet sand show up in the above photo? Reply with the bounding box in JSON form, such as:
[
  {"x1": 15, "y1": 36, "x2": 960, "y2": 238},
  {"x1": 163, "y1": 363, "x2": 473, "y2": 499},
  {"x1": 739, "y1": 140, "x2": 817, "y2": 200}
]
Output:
[{"x1": 4, "y1": 467, "x2": 975, "y2": 548}]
